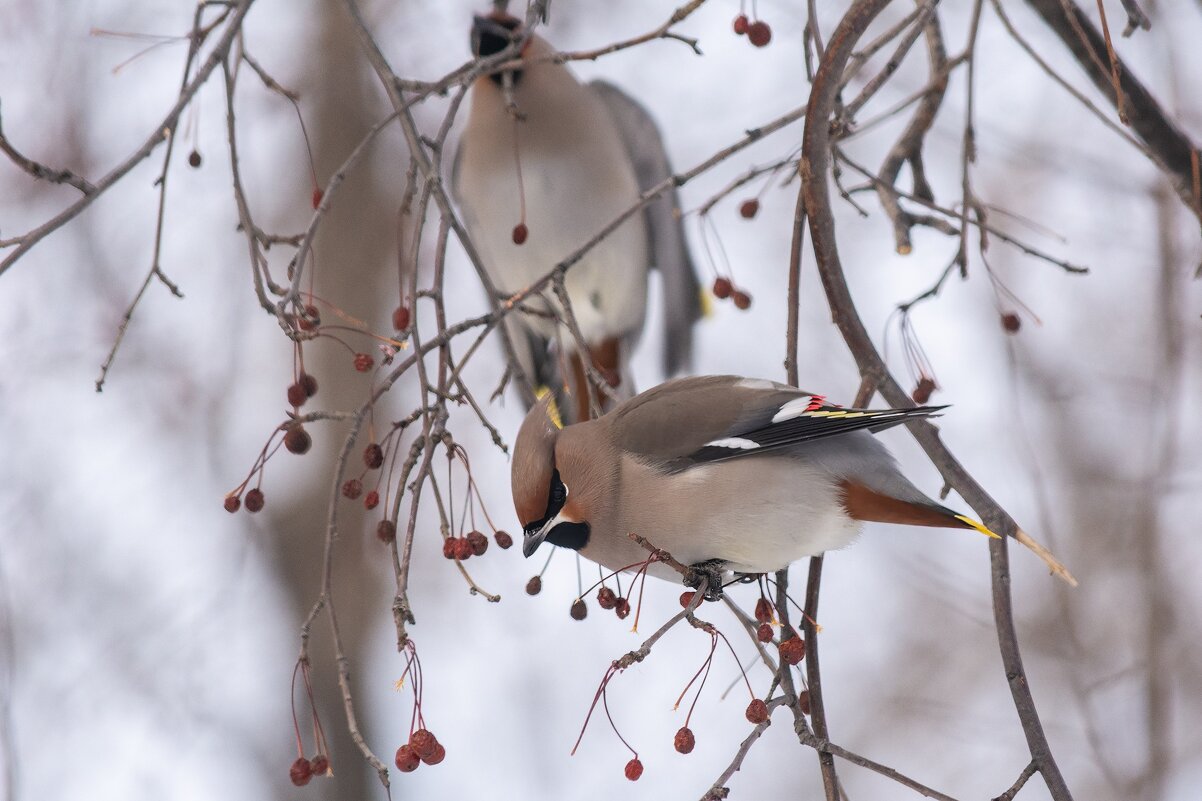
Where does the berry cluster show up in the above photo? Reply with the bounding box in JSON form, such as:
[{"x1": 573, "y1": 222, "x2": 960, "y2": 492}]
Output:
[
  {"x1": 442, "y1": 530, "x2": 491, "y2": 561},
  {"x1": 732, "y1": 11, "x2": 772, "y2": 47},
  {"x1": 711, "y1": 276, "x2": 753, "y2": 310}
]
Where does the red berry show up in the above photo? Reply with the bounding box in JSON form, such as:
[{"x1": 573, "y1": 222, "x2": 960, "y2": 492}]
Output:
[
  {"x1": 311, "y1": 188, "x2": 323, "y2": 209},
  {"x1": 376, "y1": 519, "x2": 396, "y2": 544},
  {"x1": 624, "y1": 757, "x2": 643, "y2": 781},
  {"x1": 299, "y1": 372, "x2": 318, "y2": 398},
  {"x1": 392, "y1": 305, "x2": 411, "y2": 331},
  {"x1": 187, "y1": 150, "x2": 202, "y2": 168},
  {"x1": 526, "y1": 575, "x2": 542, "y2": 595},
  {"x1": 342, "y1": 479, "x2": 363, "y2": 500},
  {"x1": 394, "y1": 744, "x2": 420, "y2": 773},
  {"x1": 733, "y1": 14, "x2": 749, "y2": 35},
  {"x1": 409, "y1": 729, "x2": 438, "y2": 761},
  {"x1": 712, "y1": 277, "x2": 733, "y2": 300},
  {"x1": 287, "y1": 382, "x2": 307, "y2": 407},
  {"x1": 363, "y1": 443, "x2": 384, "y2": 469},
  {"x1": 353, "y1": 352, "x2": 374, "y2": 372},
  {"x1": 364, "y1": 490, "x2": 380, "y2": 510},
  {"x1": 674, "y1": 726, "x2": 695, "y2": 754},
  {"x1": 597, "y1": 587, "x2": 617, "y2": 610},
  {"x1": 453, "y1": 537, "x2": 474, "y2": 560},
  {"x1": 310, "y1": 754, "x2": 330, "y2": 776},
  {"x1": 739, "y1": 198, "x2": 760, "y2": 219},
  {"x1": 679, "y1": 591, "x2": 697, "y2": 608},
  {"x1": 757, "y1": 623, "x2": 774, "y2": 643},
  {"x1": 1001, "y1": 312, "x2": 1021, "y2": 333},
  {"x1": 442, "y1": 538, "x2": 457, "y2": 559},
  {"x1": 421, "y1": 742, "x2": 445, "y2": 766},
  {"x1": 289, "y1": 756, "x2": 312, "y2": 786},
  {"x1": 912, "y1": 376, "x2": 936, "y2": 404},
  {"x1": 754, "y1": 598, "x2": 773, "y2": 623},
  {"x1": 467, "y1": 530, "x2": 489, "y2": 556},
  {"x1": 284, "y1": 426, "x2": 312, "y2": 455},
  {"x1": 298, "y1": 304, "x2": 320, "y2": 332},
  {"x1": 748, "y1": 20, "x2": 772, "y2": 47},
  {"x1": 244, "y1": 488, "x2": 265, "y2": 513},
  {"x1": 745, "y1": 698, "x2": 769, "y2": 724},
  {"x1": 511, "y1": 223, "x2": 528, "y2": 245},
  {"x1": 224, "y1": 495, "x2": 241, "y2": 513},
  {"x1": 494, "y1": 530, "x2": 514, "y2": 549},
  {"x1": 732, "y1": 290, "x2": 752, "y2": 310},
  {"x1": 570, "y1": 599, "x2": 588, "y2": 620},
  {"x1": 779, "y1": 637, "x2": 806, "y2": 666},
  {"x1": 614, "y1": 597, "x2": 631, "y2": 620},
  {"x1": 798, "y1": 689, "x2": 812, "y2": 716}
]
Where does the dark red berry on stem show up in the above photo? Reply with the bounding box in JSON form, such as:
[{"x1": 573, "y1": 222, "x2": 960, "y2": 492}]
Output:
[
  {"x1": 442, "y1": 538, "x2": 457, "y2": 559},
  {"x1": 187, "y1": 150, "x2": 202, "y2": 168},
  {"x1": 284, "y1": 426, "x2": 312, "y2": 455},
  {"x1": 467, "y1": 530, "x2": 489, "y2": 556},
  {"x1": 733, "y1": 14, "x2": 749, "y2": 35},
  {"x1": 224, "y1": 496, "x2": 241, "y2": 513},
  {"x1": 754, "y1": 597, "x2": 773, "y2": 623},
  {"x1": 299, "y1": 373, "x2": 318, "y2": 398},
  {"x1": 712, "y1": 277, "x2": 733, "y2": 300},
  {"x1": 297, "y1": 304, "x2": 321, "y2": 333},
  {"x1": 494, "y1": 530, "x2": 514, "y2": 549},
  {"x1": 779, "y1": 637, "x2": 806, "y2": 666},
  {"x1": 244, "y1": 488, "x2": 265, "y2": 513},
  {"x1": 311, "y1": 188, "x2": 323, "y2": 209},
  {"x1": 310, "y1": 754, "x2": 330, "y2": 776},
  {"x1": 614, "y1": 597, "x2": 631, "y2": 620},
  {"x1": 624, "y1": 758, "x2": 643, "y2": 781},
  {"x1": 376, "y1": 519, "x2": 396, "y2": 544},
  {"x1": 679, "y1": 590, "x2": 697, "y2": 608},
  {"x1": 353, "y1": 352, "x2": 374, "y2": 372},
  {"x1": 732, "y1": 290, "x2": 752, "y2": 310},
  {"x1": 392, "y1": 305, "x2": 411, "y2": 331},
  {"x1": 912, "y1": 376, "x2": 936, "y2": 404},
  {"x1": 798, "y1": 689, "x2": 812, "y2": 716},
  {"x1": 1001, "y1": 312, "x2": 1021, "y2": 333},
  {"x1": 364, "y1": 490, "x2": 379, "y2": 510},
  {"x1": 526, "y1": 575, "x2": 542, "y2": 595},
  {"x1": 410, "y1": 729, "x2": 438, "y2": 761},
  {"x1": 570, "y1": 599, "x2": 588, "y2": 620},
  {"x1": 597, "y1": 586, "x2": 617, "y2": 609},
  {"x1": 739, "y1": 198, "x2": 760, "y2": 219},
  {"x1": 290, "y1": 757, "x2": 313, "y2": 786},
  {"x1": 757, "y1": 623, "x2": 774, "y2": 643},
  {"x1": 394, "y1": 744, "x2": 420, "y2": 773},
  {"x1": 287, "y1": 382, "x2": 307, "y2": 407},
  {"x1": 511, "y1": 223, "x2": 528, "y2": 245},
  {"x1": 363, "y1": 443, "x2": 384, "y2": 469},
  {"x1": 453, "y1": 537, "x2": 474, "y2": 560},
  {"x1": 421, "y1": 742, "x2": 445, "y2": 766},
  {"x1": 748, "y1": 21, "x2": 772, "y2": 47},
  {"x1": 745, "y1": 698, "x2": 769, "y2": 724},
  {"x1": 674, "y1": 727, "x2": 695, "y2": 754},
  {"x1": 342, "y1": 479, "x2": 363, "y2": 500}
]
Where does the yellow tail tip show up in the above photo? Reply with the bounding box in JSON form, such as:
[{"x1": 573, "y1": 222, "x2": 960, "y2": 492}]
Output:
[{"x1": 954, "y1": 514, "x2": 1002, "y2": 539}]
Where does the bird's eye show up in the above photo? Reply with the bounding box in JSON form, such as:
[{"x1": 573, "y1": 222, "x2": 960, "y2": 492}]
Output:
[{"x1": 545, "y1": 470, "x2": 568, "y2": 518}]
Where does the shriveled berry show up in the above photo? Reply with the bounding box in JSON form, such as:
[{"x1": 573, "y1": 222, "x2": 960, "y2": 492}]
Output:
[
  {"x1": 757, "y1": 623, "x2": 774, "y2": 643},
  {"x1": 392, "y1": 305, "x2": 411, "y2": 331},
  {"x1": 394, "y1": 744, "x2": 420, "y2": 773},
  {"x1": 342, "y1": 479, "x2": 363, "y2": 500},
  {"x1": 289, "y1": 756, "x2": 312, "y2": 786},
  {"x1": 912, "y1": 376, "x2": 936, "y2": 404},
  {"x1": 364, "y1": 490, "x2": 379, "y2": 510},
  {"x1": 526, "y1": 576, "x2": 542, "y2": 595},
  {"x1": 353, "y1": 352, "x2": 374, "y2": 372},
  {"x1": 1001, "y1": 312, "x2": 1021, "y2": 333},
  {"x1": 421, "y1": 742, "x2": 445, "y2": 766},
  {"x1": 570, "y1": 599, "x2": 588, "y2": 620},
  {"x1": 453, "y1": 537, "x2": 474, "y2": 560},
  {"x1": 376, "y1": 519, "x2": 396, "y2": 544},
  {"x1": 754, "y1": 598, "x2": 773, "y2": 623},
  {"x1": 187, "y1": 149, "x2": 202, "y2": 168},
  {"x1": 712, "y1": 276, "x2": 733, "y2": 299},
  {"x1": 442, "y1": 538, "x2": 457, "y2": 559},
  {"x1": 748, "y1": 20, "x2": 772, "y2": 47},
  {"x1": 674, "y1": 726, "x2": 695, "y2": 754},
  {"x1": 494, "y1": 530, "x2": 514, "y2": 549},
  {"x1": 798, "y1": 689, "x2": 812, "y2": 716},
  {"x1": 409, "y1": 729, "x2": 438, "y2": 761},
  {"x1": 244, "y1": 488, "x2": 265, "y2": 513},
  {"x1": 745, "y1": 698, "x2": 769, "y2": 724},
  {"x1": 511, "y1": 223, "x2": 528, "y2": 245},
  {"x1": 287, "y1": 382, "x2": 307, "y2": 408},
  {"x1": 732, "y1": 290, "x2": 752, "y2": 310},
  {"x1": 224, "y1": 495, "x2": 241, "y2": 513},
  {"x1": 310, "y1": 754, "x2": 330, "y2": 776},
  {"x1": 679, "y1": 591, "x2": 697, "y2": 608},
  {"x1": 733, "y1": 14, "x2": 749, "y2": 35},
  {"x1": 624, "y1": 757, "x2": 643, "y2": 781},
  {"x1": 363, "y1": 443, "x2": 384, "y2": 469},
  {"x1": 614, "y1": 597, "x2": 631, "y2": 620},
  {"x1": 467, "y1": 530, "x2": 489, "y2": 556},
  {"x1": 597, "y1": 586, "x2": 617, "y2": 609},
  {"x1": 311, "y1": 187, "x2": 324, "y2": 209},
  {"x1": 779, "y1": 637, "x2": 806, "y2": 666},
  {"x1": 284, "y1": 426, "x2": 312, "y2": 455},
  {"x1": 297, "y1": 304, "x2": 321, "y2": 332},
  {"x1": 299, "y1": 372, "x2": 318, "y2": 398},
  {"x1": 739, "y1": 198, "x2": 760, "y2": 219}
]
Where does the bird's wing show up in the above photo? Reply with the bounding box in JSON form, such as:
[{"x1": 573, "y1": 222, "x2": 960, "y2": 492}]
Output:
[
  {"x1": 608, "y1": 375, "x2": 944, "y2": 467},
  {"x1": 588, "y1": 80, "x2": 701, "y2": 376}
]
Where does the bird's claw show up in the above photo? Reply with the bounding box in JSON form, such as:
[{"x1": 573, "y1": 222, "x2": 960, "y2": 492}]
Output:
[{"x1": 685, "y1": 560, "x2": 729, "y2": 602}]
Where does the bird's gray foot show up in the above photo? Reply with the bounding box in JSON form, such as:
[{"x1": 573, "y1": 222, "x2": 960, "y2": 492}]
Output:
[{"x1": 685, "y1": 559, "x2": 729, "y2": 602}]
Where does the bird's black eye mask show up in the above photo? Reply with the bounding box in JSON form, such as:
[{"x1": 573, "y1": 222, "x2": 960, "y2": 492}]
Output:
[
  {"x1": 524, "y1": 469, "x2": 567, "y2": 536},
  {"x1": 523, "y1": 469, "x2": 590, "y2": 552},
  {"x1": 470, "y1": 15, "x2": 525, "y2": 86}
]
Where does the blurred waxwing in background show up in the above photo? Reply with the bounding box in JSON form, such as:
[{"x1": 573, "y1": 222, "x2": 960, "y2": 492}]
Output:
[
  {"x1": 511, "y1": 375, "x2": 1077, "y2": 590},
  {"x1": 452, "y1": 11, "x2": 702, "y2": 424}
]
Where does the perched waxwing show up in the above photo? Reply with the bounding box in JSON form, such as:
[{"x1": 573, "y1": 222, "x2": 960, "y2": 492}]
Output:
[
  {"x1": 512, "y1": 375, "x2": 1076, "y2": 589},
  {"x1": 452, "y1": 12, "x2": 701, "y2": 424}
]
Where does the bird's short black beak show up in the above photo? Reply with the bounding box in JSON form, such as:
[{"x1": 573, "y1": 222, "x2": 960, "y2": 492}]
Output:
[
  {"x1": 470, "y1": 13, "x2": 521, "y2": 59},
  {"x1": 522, "y1": 521, "x2": 550, "y2": 559}
]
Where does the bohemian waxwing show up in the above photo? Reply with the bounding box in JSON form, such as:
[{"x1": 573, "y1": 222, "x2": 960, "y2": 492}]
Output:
[
  {"x1": 452, "y1": 12, "x2": 701, "y2": 424},
  {"x1": 512, "y1": 375, "x2": 1077, "y2": 589}
]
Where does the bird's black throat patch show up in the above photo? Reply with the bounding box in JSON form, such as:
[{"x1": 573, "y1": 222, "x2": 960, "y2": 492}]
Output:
[{"x1": 546, "y1": 521, "x2": 590, "y2": 552}]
